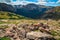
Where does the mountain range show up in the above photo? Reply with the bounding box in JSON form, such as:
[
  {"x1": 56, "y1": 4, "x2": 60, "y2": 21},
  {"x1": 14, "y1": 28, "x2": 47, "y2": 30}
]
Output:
[{"x1": 0, "y1": 3, "x2": 60, "y2": 19}]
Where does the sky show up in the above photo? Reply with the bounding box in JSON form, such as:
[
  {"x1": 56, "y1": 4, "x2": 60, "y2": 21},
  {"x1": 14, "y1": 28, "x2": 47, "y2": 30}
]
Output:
[{"x1": 0, "y1": 0, "x2": 60, "y2": 6}]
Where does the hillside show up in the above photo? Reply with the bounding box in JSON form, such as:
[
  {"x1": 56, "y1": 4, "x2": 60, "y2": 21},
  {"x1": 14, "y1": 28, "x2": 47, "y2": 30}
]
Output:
[
  {"x1": 42, "y1": 6, "x2": 60, "y2": 20},
  {"x1": 0, "y1": 3, "x2": 16, "y2": 12},
  {"x1": 0, "y1": 11, "x2": 27, "y2": 19}
]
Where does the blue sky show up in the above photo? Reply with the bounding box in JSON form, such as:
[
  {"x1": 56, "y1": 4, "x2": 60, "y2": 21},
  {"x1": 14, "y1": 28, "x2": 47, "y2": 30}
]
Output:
[
  {"x1": 0, "y1": 0, "x2": 60, "y2": 6},
  {"x1": 47, "y1": 0, "x2": 58, "y2": 2},
  {"x1": 26, "y1": 0, "x2": 38, "y2": 2}
]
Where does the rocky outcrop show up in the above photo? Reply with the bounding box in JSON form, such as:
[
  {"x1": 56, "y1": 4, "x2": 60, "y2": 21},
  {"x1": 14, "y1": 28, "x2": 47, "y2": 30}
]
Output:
[
  {"x1": 0, "y1": 23, "x2": 56, "y2": 40},
  {"x1": 26, "y1": 31, "x2": 54, "y2": 40}
]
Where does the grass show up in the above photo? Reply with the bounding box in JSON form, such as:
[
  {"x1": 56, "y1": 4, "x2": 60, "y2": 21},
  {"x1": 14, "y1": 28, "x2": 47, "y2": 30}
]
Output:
[
  {"x1": 0, "y1": 37, "x2": 11, "y2": 40},
  {"x1": 0, "y1": 11, "x2": 28, "y2": 19},
  {"x1": 0, "y1": 19, "x2": 60, "y2": 26},
  {"x1": 0, "y1": 25, "x2": 8, "y2": 29},
  {"x1": 0, "y1": 19, "x2": 60, "y2": 29},
  {"x1": 50, "y1": 30, "x2": 58, "y2": 36}
]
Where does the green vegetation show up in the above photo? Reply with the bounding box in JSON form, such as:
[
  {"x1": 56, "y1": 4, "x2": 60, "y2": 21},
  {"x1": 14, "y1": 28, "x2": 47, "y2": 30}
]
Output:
[
  {"x1": 0, "y1": 21, "x2": 6, "y2": 24},
  {"x1": 53, "y1": 7, "x2": 60, "y2": 19},
  {"x1": 50, "y1": 30, "x2": 58, "y2": 36},
  {"x1": 0, "y1": 11, "x2": 28, "y2": 19},
  {"x1": 0, "y1": 25, "x2": 8, "y2": 29},
  {"x1": 55, "y1": 7, "x2": 60, "y2": 13},
  {"x1": 0, "y1": 37, "x2": 11, "y2": 40}
]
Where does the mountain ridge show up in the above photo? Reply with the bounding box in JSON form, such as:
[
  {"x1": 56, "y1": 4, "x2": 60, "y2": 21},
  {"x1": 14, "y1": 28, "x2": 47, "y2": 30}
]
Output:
[{"x1": 0, "y1": 3, "x2": 60, "y2": 19}]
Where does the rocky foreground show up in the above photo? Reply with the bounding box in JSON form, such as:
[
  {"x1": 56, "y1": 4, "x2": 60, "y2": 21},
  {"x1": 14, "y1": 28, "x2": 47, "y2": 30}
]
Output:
[{"x1": 0, "y1": 23, "x2": 56, "y2": 40}]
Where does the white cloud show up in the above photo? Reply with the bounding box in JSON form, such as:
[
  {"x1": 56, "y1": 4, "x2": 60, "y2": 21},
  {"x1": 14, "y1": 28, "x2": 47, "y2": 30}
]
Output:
[
  {"x1": 10, "y1": 0, "x2": 37, "y2": 5},
  {"x1": 0, "y1": 0, "x2": 47, "y2": 5},
  {"x1": 0, "y1": 0, "x2": 5, "y2": 3},
  {"x1": 0, "y1": 0, "x2": 60, "y2": 6},
  {"x1": 38, "y1": 0, "x2": 57, "y2": 5},
  {"x1": 38, "y1": 0, "x2": 60, "y2": 6},
  {"x1": 0, "y1": 0, "x2": 11, "y2": 3},
  {"x1": 37, "y1": 0, "x2": 47, "y2": 5}
]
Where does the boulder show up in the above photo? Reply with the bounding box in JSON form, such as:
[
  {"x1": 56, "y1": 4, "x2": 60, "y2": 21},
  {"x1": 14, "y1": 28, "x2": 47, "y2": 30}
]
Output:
[{"x1": 26, "y1": 31, "x2": 55, "y2": 40}]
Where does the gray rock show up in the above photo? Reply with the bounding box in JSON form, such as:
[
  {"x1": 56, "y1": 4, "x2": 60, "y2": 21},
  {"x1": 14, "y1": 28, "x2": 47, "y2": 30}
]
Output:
[
  {"x1": 23, "y1": 38, "x2": 29, "y2": 40},
  {"x1": 26, "y1": 31, "x2": 55, "y2": 40},
  {"x1": 17, "y1": 29, "x2": 27, "y2": 38}
]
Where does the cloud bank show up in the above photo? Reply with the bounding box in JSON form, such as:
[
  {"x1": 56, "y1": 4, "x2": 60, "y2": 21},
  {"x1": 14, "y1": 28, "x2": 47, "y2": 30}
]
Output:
[{"x1": 0, "y1": 0, "x2": 60, "y2": 6}]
